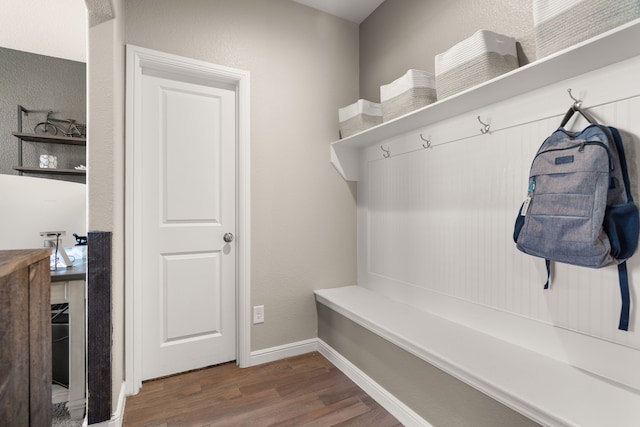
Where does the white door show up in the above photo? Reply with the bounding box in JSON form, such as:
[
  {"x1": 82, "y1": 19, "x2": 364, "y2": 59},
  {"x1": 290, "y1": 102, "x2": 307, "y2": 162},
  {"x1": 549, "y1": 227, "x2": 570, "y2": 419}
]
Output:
[{"x1": 139, "y1": 70, "x2": 237, "y2": 380}]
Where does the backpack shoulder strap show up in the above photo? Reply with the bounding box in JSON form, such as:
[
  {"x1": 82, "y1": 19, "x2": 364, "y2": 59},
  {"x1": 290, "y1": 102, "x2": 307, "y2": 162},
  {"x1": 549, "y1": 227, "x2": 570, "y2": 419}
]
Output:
[
  {"x1": 617, "y1": 262, "x2": 630, "y2": 331},
  {"x1": 544, "y1": 259, "x2": 551, "y2": 289},
  {"x1": 608, "y1": 126, "x2": 634, "y2": 202},
  {"x1": 608, "y1": 127, "x2": 632, "y2": 331}
]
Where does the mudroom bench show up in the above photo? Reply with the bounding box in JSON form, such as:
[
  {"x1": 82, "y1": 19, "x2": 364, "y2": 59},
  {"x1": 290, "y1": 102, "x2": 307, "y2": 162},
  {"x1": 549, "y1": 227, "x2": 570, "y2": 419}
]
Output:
[
  {"x1": 315, "y1": 286, "x2": 640, "y2": 427},
  {"x1": 319, "y1": 18, "x2": 640, "y2": 427}
]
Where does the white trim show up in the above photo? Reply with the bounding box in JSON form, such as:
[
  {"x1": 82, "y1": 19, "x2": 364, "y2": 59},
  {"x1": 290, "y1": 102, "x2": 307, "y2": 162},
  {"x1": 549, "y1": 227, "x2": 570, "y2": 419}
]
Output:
[
  {"x1": 235, "y1": 59, "x2": 251, "y2": 368},
  {"x1": 87, "y1": 382, "x2": 126, "y2": 427},
  {"x1": 125, "y1": 44, "x2": 251, "y2": 394},
  {"x1": 317, "y1": 339, "x2": 431, "y2": 427},
  {"x1": 247, "y1": 338, "x2": 318, "y2": 367}
]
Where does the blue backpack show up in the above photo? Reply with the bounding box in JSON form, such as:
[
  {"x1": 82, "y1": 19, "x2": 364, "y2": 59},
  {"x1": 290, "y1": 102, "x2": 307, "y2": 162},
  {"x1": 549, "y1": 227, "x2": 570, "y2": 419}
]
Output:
[{"x1": 513, "y1": 109, "x2": 639, "y2": 330}]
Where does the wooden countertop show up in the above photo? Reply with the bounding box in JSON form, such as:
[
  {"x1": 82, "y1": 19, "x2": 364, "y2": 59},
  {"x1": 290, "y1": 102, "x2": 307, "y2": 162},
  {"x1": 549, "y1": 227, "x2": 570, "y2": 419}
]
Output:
[
  {"x1": 0, "y1": 249, "x2": 86, "y2": 282},
  {"x1": 0, "y1": 249, "x2": 51, "y2": 278},
  {"x1": 50, "y1": 258, "x2": 87, "y2": 282}
]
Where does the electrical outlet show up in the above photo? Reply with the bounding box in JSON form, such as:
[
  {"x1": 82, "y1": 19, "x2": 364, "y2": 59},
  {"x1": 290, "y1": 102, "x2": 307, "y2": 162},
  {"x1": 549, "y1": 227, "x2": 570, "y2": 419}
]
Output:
[
  {"x1": 253, "y1": 305, "x2": 265, "y2": 324},
  {"x1": 40, "y1": 231, "x2": 66, "y2": 237}
]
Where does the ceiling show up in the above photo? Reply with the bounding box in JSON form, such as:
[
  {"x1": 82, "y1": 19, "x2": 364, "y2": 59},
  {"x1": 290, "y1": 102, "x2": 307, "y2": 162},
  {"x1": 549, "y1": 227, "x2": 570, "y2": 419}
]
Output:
[
  {"x1": 0, "y1": 0, "x2": 382, "y2": 63},
  {"x1": 0, "y1": 0, "x2": 87, "y2": 62},
  {"x1": 292, "y1": 0, "x2": 384, "y2": 23}
]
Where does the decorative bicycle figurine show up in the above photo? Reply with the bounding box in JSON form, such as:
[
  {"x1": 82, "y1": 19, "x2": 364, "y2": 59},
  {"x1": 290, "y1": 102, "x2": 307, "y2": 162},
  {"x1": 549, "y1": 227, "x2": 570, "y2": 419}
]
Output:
[{"x1": 34, "y1": 111, "x2": 86, "y2": 138}]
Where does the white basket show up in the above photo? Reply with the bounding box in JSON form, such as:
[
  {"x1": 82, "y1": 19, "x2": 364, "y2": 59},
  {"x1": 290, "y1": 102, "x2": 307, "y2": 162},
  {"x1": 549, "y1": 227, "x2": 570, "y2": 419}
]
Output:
[
  {"x1": 338, "y1": 99, "x2": 382, "y2": 138},
  {"x1": 534, "y1": 0, "x2": 640, "y2": 59},
  {"x1": 380, "y1": 69, "x2": 436, "y2": 122},
  {"x1": 435, "y1": 30, "x2": 518, "y2": 100}
]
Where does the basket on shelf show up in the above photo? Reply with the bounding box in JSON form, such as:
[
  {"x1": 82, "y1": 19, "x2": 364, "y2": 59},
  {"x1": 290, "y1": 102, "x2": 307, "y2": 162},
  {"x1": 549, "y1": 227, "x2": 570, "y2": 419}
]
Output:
[
  {"x1": 533, "y1": 0, "x2": 640, "y2": 59},
  {"x1": 380, "y1": 69, "x2": 436, "y2": 122},
  {"x1": 435, "y1": 30, "x2": 519, "y2": 100},
  {"x1": 338, "y1": 99, "x2": 382, "y2": 138}
]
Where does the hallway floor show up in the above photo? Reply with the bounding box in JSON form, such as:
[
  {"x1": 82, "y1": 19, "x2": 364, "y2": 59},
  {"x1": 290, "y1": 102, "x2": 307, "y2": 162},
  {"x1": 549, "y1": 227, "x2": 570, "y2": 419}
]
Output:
[{"x1": 122, "y1": 351, "x2": 402, "y2": 426}]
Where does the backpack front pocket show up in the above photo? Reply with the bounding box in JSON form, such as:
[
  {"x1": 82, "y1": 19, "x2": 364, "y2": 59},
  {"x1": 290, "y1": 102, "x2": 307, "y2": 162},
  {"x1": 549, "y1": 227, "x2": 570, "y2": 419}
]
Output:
[
  {"x1": 528, "y1": 193, "x2": 594, "y2": 243},
  {"x1": 517, "y1": 172, "x2": 612, "y2": 267}
]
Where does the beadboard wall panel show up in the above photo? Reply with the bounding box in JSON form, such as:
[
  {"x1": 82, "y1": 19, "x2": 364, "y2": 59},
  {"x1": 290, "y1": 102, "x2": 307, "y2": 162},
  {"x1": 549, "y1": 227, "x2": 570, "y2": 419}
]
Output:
[{"x1": 357, "y1": 56, "x2": 640, "y2": 366}]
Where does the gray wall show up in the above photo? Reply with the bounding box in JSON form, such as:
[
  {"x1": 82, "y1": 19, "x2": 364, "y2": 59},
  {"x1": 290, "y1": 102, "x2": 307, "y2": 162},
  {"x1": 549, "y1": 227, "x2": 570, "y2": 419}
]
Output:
[
  {"x1": 318, "y1": 304, "x2": 540, "y2": 426},
  {"x1": 359, "y1": 0, "x2": 535, "y2": 102},
  {"x1": 123, "y1": 0, "x2": 359, "y2": 352},
  {"x1": 0, "y1": 47, "x2": 86, "y2": 183}
]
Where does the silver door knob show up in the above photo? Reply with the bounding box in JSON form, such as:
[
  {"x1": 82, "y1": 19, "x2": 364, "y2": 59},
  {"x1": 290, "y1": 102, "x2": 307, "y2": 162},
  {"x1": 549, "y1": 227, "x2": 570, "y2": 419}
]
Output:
[{"x1": 223, "y1": 233, "x2": 234, "y2": 243}]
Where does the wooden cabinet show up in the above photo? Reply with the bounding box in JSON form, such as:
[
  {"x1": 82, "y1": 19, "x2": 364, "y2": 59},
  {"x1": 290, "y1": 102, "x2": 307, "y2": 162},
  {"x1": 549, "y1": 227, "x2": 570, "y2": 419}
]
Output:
[
  {"x1": 0, "y1": 249, "x2": 52, "y2": 427},
  {"x1": 51, "y1": 262, "x2": 87, "y2": 420}
]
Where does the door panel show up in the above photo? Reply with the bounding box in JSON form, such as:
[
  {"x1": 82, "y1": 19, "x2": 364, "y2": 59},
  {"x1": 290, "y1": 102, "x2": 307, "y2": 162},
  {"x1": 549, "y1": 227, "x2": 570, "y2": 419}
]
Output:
[
  {"x1": 163, "y1": 89, "x2": 221, "y2": 222},
  {"x1": 140, "y1": 72, "x2": 236, "y2": 380},
  {"x1": 163, "y1": 252, "x2": 221, "y2": 341}
]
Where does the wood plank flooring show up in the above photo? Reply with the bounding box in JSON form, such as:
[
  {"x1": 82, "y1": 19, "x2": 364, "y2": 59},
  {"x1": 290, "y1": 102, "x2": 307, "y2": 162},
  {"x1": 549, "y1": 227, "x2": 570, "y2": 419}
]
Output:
[{"x1": 123, "y1": 352, "x2": 402, "y2": 427}]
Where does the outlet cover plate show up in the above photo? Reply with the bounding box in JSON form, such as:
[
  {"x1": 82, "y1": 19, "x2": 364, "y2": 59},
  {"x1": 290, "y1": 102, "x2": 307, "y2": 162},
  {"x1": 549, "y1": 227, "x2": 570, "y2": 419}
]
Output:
[{"x1": 253, "y1": 305, "x2": 264, "y2": 324}]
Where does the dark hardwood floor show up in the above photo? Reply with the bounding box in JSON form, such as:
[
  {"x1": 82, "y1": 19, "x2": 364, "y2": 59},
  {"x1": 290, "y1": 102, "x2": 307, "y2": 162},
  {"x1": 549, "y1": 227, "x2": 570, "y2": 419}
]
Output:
[{"x1": 123, "y1": 351, "x2": 402, "y2": 426}]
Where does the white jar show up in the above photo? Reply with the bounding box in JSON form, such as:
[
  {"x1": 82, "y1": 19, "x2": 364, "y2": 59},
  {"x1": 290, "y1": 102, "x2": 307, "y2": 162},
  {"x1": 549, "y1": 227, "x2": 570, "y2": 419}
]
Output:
[{"x1": 39, "y1": 154, "x2": 58, "y2": 168}]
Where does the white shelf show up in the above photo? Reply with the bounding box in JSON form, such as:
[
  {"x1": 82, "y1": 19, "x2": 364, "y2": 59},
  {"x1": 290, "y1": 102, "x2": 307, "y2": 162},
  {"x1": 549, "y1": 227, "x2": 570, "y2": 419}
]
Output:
[{"x1": 331, "y1": 18, "x2": 640, "y2": 181}]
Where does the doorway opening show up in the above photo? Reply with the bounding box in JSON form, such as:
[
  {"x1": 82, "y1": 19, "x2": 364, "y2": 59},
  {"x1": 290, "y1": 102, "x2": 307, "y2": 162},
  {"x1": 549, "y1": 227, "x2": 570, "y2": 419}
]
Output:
[{"x1": 125, "y1": 44, "x2": 252, "y2": 395}]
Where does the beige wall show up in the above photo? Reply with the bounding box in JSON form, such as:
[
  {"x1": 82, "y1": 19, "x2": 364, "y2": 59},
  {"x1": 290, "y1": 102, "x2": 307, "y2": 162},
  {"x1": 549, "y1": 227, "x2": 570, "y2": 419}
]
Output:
[
  {"x1": 86, "y1": 0, "x2": 358, "y2": 415},
  {"x1": 123, "y1": 0, "x2": 358, "y2": 351},
  {"x1": 86, "y1": 0, "x2": 124, "y2": 411},
  {"x1": 359, "y1": 0, "x2": 535, "y2": 102}
]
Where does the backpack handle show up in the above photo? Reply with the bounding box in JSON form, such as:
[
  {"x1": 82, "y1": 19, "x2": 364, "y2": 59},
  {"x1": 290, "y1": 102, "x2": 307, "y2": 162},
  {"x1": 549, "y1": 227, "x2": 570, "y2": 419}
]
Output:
[{"x1": 560, "y1": 105, "x2": 598, "y2": 127}]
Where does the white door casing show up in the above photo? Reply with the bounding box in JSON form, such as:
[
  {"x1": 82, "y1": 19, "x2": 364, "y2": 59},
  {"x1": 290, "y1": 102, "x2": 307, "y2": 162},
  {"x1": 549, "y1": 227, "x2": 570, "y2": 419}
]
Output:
[{"x1": 126, "y1": 45, "x2": 251, "y2": 393}]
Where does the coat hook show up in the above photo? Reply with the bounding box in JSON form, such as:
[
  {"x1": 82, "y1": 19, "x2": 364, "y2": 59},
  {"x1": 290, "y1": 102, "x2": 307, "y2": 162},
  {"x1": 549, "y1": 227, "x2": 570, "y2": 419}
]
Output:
[
  {"x1": 477, "y1": 116, "x2": 490, "y2": 134},
  {"x1": 419, "y1": 133, "x2": 431, "y2": 149},
  {"x1": 567, "y1": 88, "x2": 582, "y2": 109},
  {"x1": 380, "y1": 145, "x2": 391, "y2": 158}
]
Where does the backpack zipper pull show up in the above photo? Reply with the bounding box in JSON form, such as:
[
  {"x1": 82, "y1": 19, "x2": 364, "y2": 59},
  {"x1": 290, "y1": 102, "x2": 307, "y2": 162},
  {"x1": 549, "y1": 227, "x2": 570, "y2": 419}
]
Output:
[
  {"x1": 579, "y1": 141, "x2": 586, "y2": 152},
  {"x1": 528, "y1": 179, "x2": 536, "y2": 195},
  {"x1": 521, "y1": 179, "x2": 536, "y2": 216}
]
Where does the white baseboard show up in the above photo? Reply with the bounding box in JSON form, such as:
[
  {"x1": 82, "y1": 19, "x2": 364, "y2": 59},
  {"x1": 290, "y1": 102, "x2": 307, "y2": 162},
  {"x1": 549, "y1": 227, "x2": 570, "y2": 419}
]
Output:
[
  {"x1": 247, "y1": 338, "x2": 319, "y2": 367},
  {"x1": 317, "y1": 339, "x2": 431, "y2": 427},
  {"x1": 87, "y1": 382, "x2": 126, "y2": 427}
]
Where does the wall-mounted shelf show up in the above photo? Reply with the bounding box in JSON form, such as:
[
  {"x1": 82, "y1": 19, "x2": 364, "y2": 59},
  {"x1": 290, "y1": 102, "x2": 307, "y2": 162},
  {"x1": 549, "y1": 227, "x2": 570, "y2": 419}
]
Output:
[
  {"x1": 14, "y1": 166, "x2": 86, "y2": 176},
  {"x1": 12, "y1": 132, "x2": 86, "y2": 146},
  {"x1": 12, "y1": 106, "x2": 86, "y2": 180},
  {"x1": 331, "y1": 18, "x2": 640, "y2": 181}
]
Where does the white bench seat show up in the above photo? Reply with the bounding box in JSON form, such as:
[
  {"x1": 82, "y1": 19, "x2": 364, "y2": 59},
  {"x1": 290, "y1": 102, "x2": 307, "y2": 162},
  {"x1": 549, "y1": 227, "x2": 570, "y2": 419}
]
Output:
[{"x1": 315, "y1": 285, "x2": 640, "y2": 427}]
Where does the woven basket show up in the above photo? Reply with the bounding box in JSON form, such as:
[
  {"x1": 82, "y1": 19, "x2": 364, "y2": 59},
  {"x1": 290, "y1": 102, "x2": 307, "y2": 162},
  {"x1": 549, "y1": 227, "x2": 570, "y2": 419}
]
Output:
[
  {"x1": 435, "y1": 30, "x2": 518, "y2": 100},
  {"x1": 534, "y1": 0, "x2": 640, "y2": 59},
  {"x1": 380, "y1": 69, "x2": 436, "y2": 122},
  {"x1": 338, "y1": 100, "x2": 382, "y2": 139}
]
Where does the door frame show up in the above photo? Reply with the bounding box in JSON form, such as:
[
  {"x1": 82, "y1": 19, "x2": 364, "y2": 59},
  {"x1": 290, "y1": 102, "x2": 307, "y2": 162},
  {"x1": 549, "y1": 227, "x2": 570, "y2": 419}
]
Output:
[{"x1": 124, "y1": 44, "x2": 251, "y2": 395}]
